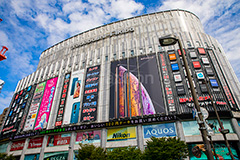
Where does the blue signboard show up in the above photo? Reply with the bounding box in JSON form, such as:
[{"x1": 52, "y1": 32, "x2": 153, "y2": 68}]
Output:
[
  {"x1": 171, "y1": 63, "x2": 179, "y2": 71},
  {"x1": 143, "y1": 123, "x2": 176, "y2": 138},
  {"x1": 210, "y1": 79, "x2": 218, "y2": 87}
]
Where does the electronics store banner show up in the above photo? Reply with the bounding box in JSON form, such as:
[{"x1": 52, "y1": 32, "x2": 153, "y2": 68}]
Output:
[
  {"x1": 189, "y1": 143, "x2": 239, "y2": 160},
  {"x1": 55, "y1": 73, "x2": 71, "y2": 127},
  {"x1": 143, "y1": 123, "x2": 176, "y2": 138},
  {"x1": 47, "y1": 133, "x2": 71, "y2": 147},
  {"x1": 81, "y1": 65, "x2": 100, "y2": 122},
  {"x1": 44, "y1": 152, "x2": 68, "y2": 160},
  {"x1": 10, "y1": 139, "x2": 25, "y2": 151},
  {"x1": 24, "y1": 154, "x2": 39, "y2": 160},
  {"x1": 28, "y1": 137, "x2": 43, "y2": 149},
  {"x1": 107, "y1": 127, "x2": 136, "y2": 141},
  {"x1": 63, "y1": 70, "x2": 84, "y2": 125},
  {"x1": 24, "y1": 82, "x2": 46, "y2": 131},
  {"x1": 109, "y1": 55, "x2": 165, "y2": 119},
  {"x1": 182, "y1": 119, "x2": 234, "y2": 136},
  {"x1": 75, "y1": 130, "x2": 101, "y2": 144},
  {"x1": 35, "y1": 77, "x2": 58, "y2": 130}
]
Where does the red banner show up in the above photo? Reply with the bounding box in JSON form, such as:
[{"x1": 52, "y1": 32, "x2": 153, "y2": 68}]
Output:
[
  {"x1": 10, "y1": 140, "x2": 25, "y2": 151},
  {"x1": 28, "y1": 137, "x2": 43, "y2": 149},
  {"x1": 47, "y1": 134, "x2": 71, "y2": 147}
]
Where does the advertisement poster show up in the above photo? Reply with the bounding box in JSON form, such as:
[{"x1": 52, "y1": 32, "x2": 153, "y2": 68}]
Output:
[
  {"x1": 81, "y1": 65, "x2": 100, "y2": 122},
  {"x1": 10, "y1": 139, "x2": 25, "y2": 151},
  {"x1": 107, "y1": 127, "x2": 136, "y2": 141},
  {"x1": 24, "y1": 154, "x2": 39, "y2": 160},
  {"x1": 24, "y1": 82, "x2": 46, "y2": 131},
  {"x1": 75, "y1": 130, "x2": 101, "y2": 144},
  {"x1": 44, "y1": 152, "x2": 68, "y2": 160},
  {"x1": 34, "y1": 77, "x2": 58, "y2": 130},
  {"x1": 2, "y1": 85, "x2": 35, "y2": 135},
  {"x1": 28, "y1": 137, "x2": 43, "y2": 149},
  {"x1": 63, "y1": 70, "x2": 84, "y2": 125},
  {"x1": 47, "y1": 134, "x2": 71, "y2": 147},
  {"x1": 55, "y1": 73, "x2": 71, "y2": 127},
  {"x1": 189, "y1": 143, "x2": 239, "y2": 160},
  {"x1": 182, "y1": 119, "x2": 234, "y2": 136},
  {"x1": 109, "y1": 55, "x2": 165, "y2": 119},
  {"x1": 143, "y1": 123, "x2": 176, "y2": 138}
]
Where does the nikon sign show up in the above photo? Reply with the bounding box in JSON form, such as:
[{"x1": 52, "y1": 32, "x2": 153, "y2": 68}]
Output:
[{"x1": 107, "y1": 127, "x2": 136, "y2": 141}]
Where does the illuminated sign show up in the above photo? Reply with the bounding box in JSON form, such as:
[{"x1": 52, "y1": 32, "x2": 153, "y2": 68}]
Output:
[
  {"x1": 202, "y1": 57, "x2": 209, "y2": 64},
  {"x1": 71, "y1": 27, "x2": 134, "y2": 49},
  {"x1": 143, "y1": 123, "x2": 176, "y2": 138},
  {"x1": 179, "y1": 96, "x2": 211, "y2": 103},
  {"x1": 10, "y1": 140, "x2": 25, "y2": 151},
  {"x1": 107, "y1": 127, "x2": 136, "y2": 141},
  {"x1": 174, "y1": 74, "x2": 182, "y2": 82},
  {"x1": 75, "y1": 130, "x2": 101, "y2": 144},
  {"x1": 190, "y1": 51, "x2": 197, "y2": 58},
  {"x1": 192, "y1": 61, "x2": 201, "y2": 68},
  {"x1": 81, "y1": 65, "x2": 100, "y2": 122},
  {"x1": 196, "y1": 72, "x2": 204, "y2": 80},
  {"x1": 47, "y1": 134, "x2": 71, "y2": 147},
  {"x1": 171, "y1": 63, "x2": 179, "y2": 71},
  {"x1": 210, "y1": 79, "x2": 218, "y2": 87},
  {"x1": 197, "y1": 48, "x2": 206, "y2": 54},
  {"x1": 169, "y1": 54, "x2": 176, "y2": 61},
  {"x1": 28, "y1": 137, "x2": 43, "y2": 149},
  {"x1": 177, "y1": 49, "x2": 186, "y2": 55}
]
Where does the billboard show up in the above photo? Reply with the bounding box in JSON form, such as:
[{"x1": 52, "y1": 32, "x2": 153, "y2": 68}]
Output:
[
  {"x1": 189, "y1": 143, "x2": 239, "y2": 160},
  {"x1": 28, "y1": 137, "x2": 43, "y2": 149},
  {"x1": 81, "y1": 65, "x2": 100, "y2": 122},
  {"x1": 24, "y1": 154, "x2": 39, "y2": 160},
  {"x1": 24, "y1": 82, "x2": 46, "y2": 131},
  {"x1": 109, "y1": 55, "x2": 165, "y2": 119},
  {"x1": 10, "y1": 139, "x2": 25, "y2": 151},
  {"x1": 143, "y1": 123, "x2": 176, "y2": 138},
  {"x1": 107, "y1": 127, "x2": 136, "y2": 141},
  {"x1": 34, "y1": 77, "x2": 58, "y2": 130},
  {"x1": 47, "y1": 134, "x2": 71, "y2": 147},
  {"x1": 63, "y1": 70, "x2": 84, "y2": 125},
  {"x1": 2, "y1": 85, "x2": 35, "y2": 135},
  {"x1": 55, "y1": 73, "x2": 71, "y2": 127},
  {"x1": 75, "y1": 130, "x2": 101, "y2": 144},
  {"x1": 44, "y1": 152, "x2": 68, "y2": 160}
]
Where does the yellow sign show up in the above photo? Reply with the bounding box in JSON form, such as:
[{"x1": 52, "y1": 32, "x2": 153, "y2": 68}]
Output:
[{"x1": 107, "y1": 127, "x2": 136, "y2": 141}]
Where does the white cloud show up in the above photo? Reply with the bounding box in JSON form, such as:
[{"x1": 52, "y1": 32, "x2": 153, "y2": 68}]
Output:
[{"x1": 0, "y1": 91, "x2": 14, "y2": 114}]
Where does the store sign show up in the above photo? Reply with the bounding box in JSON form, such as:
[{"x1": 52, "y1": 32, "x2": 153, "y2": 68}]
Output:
[
  {"x1": 197, "y1": 48, "x2": 206, "y2": 54},
  {"x1": 35, "y1": 77, "x2": 58, "y2": 130},
  {"x1": 10, "y1": 140, "x2": 25, "y2": 151},
  {"x1": 174, "y1": 74, "x2": 182, "y2": 82},
  {"x1": 171, "y1": 63, "x2": 179, "y2": 71},
  {"x1": 47, "y1": 134, "x2": 71, "y2": 147},
  {"x1": 210, "y1": 79, "x2": 218, "y2": 87},
  {"x1": 179, "y1": 96, "x2": 211, "y2": 103},
  {"x1": 143, "y1": 123, "x2": 176, "y2": 138},
  {"x1": 28, "y1": 137, "x2": 43, "y2": 149},
  {"x1": 75, "y1": 130, "x2": 101, "y2": 144},
  {"x1": 71, "y1": 27, "x2": 134, "y2": 49},
  {"x1": 81, "y1": 65, "x2": 100, "y2": 122},
  {"x1": 56, "y1": 73, "x2": 71, "y2": 127},
  {"x1": 44, "y1": 152, "x2": 68, "y2": 160},
  {"x1": 201, "y1": 57, "x2": 209, "y2": 64},
  {"x1": 107, "y1": 127, "x2": 136, "y2": 141},
  {"x1": 24, "y1": 82, "x2": 46, "y2": 131},
  {"x1": 169, "y1": 54, "x2": 176, "y2": 60},
  {"x1": 24, "y1": 154, "x2": 39, "y2": 160},
  {"x1": 196, "y1": 72, "x2": 204, "y2": 80},
  {"x1": 192, "y1": 61, "x2": 201, "y2": 68}
]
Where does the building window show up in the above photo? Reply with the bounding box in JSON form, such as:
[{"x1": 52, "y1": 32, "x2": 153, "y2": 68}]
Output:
[
  {"x1": 131, "y1": 50, "x2": 134, "y2": 56},
  {"x1": 113, "y1": 53, "x2": 116, "y2": 59},
  {"x1": 105, "y1": 55, "x2": 108, "y2": 61},
  {"x1": 204, "y1": 42, "x2": 209, "y2": 48},
  {"x1": 196, "y1": 41, "x2": 201, "y2": 47},
  {"x1": 97, "y1": 57, "x2": 100, "y2": 63},
  {"x1": 149, "y1": 47, "x2": 152, "y2": 53},
  {"x1": 187, "y1": 41, "x2": 192, "y2": 47},
  {"x1": 158, "y1": 45, "x2": 162, "y2": 51},
  {"x1": 139, "y1": 48, "x2": 143, "y2": 54},
  {"x1": 82, "y1": 61, "x2": 85, "y2": 68},
  {"x1": 212, "y1": 44, "x2": 216, "y2": 50},
  {"x1": 122, "y1": 52, "x2": 125, "y2": 58},
  {"x1": 89, "y1": 60, "x2": 92, "y2": 66}
]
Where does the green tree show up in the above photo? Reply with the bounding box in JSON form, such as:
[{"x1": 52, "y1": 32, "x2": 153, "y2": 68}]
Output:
[
  {"x1": 76, "y1": 143, "x2": 107, "y2": 160},
  {"x1": 107, "y1": 146, "x2": 143, "y2": 160},
  {"x1": 0, "y1": 153, "x2": 15, "y2": 160},
  {"x1": 144, "y1": 137, "x2": 189, "y2": 160}
]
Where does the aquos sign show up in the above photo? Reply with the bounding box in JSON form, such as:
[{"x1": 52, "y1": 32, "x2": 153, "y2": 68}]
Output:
[
  {"x1": 71, "y1": 27, "x2": 134, "y2": 49},
  {"x1": 143, "y1": 123, "x2": 176, "y2": 138}
]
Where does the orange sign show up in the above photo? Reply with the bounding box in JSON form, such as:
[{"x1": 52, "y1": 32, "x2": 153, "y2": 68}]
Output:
[{"x1": 169, "y1": 54, "x2": 176, "y2": 60}]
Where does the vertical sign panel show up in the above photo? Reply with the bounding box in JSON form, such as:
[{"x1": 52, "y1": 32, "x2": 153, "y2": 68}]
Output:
[
  {"x1": 81, "y1": 65, "x2": 100, "y2": 122},
  {"x1": 63, "y1": 70, "x2": 84, "y2": 125},
  {"x1": 24, "y1": 82, "x2": 46, "y2": 131},
  {"x1": 34, "y1": 77, "x2": 58, "y2": 130},
  {"x1": 55, "y1": 73, "x2": 71, "y2": 127}
]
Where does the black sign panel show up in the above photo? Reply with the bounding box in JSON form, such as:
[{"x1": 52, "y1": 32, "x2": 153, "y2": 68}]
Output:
[
  {"x1": 81, "y1": 65, "x2": 100, "y2": 122},
  {"x1": 55, "y1": 73, "x2": 71, "y2": 127}
]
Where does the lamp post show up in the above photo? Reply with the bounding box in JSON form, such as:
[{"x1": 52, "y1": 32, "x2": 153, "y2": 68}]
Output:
[
  {"x1": 203, "y1": 79, "x2": 234, "y2": 159},
  {"x1": 159, "y1": 35, "x2": 214, "y2": 160}
]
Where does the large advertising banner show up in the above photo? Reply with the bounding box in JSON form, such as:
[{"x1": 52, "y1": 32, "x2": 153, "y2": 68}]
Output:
[
  {"x1": 24, "y1": 82, "x2": 46, "y2": 131},
  {"x1": 107, "y1": 127, "x2": 136, "y2": 141},
  {"x1": 109, "y1": 55, "x2": 165, "y2": 119},
  {"x1": 182, "y1": 119, "x2": 234, "y2": 136},
  {"x1": 143, "y1": 123, "x2": 176, "y2": 138},
  {"x1": 44, "y1": 152, "x2": 68, "y2": 160},
  {"x1": 55, "y1": 73, "x2": 71, "y2": 127},
  {"x1": 81, "y1": 65, "x2": 100, "y2": 122},
  {"x1": 24, "y1": 154, "x2": 39, "y2": 160},
  {"x1": 63, "y1": 70, "x2": 84, "y2": 125},
  {"x1": 34, "y1": 77, "x2": 58, "y2": 130},
  {"x1": 47, "y1": 134, "x2": 71, "y2": 147},
  {"x1": 75, "y1": 130, "x2": 101, "y2": 144},
  {"x1": 28, "y1": 137, "x2": 43, "y2": 149},
  {"x1": 189, "y1": 143, "x2": 239, "y2": 160},
  {"x1": 10, "y1": 139, "x2": 25, "y2": 151}
]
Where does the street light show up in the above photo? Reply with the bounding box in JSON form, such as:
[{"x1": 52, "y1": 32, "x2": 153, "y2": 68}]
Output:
[{"x1": 159, "y1": 34, "x2": 214, "y2": 160}]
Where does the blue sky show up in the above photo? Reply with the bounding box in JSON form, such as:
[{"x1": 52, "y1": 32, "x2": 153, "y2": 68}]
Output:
[{"x1": 0, "y1": 0, "x2": 240, "y2": 114}]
